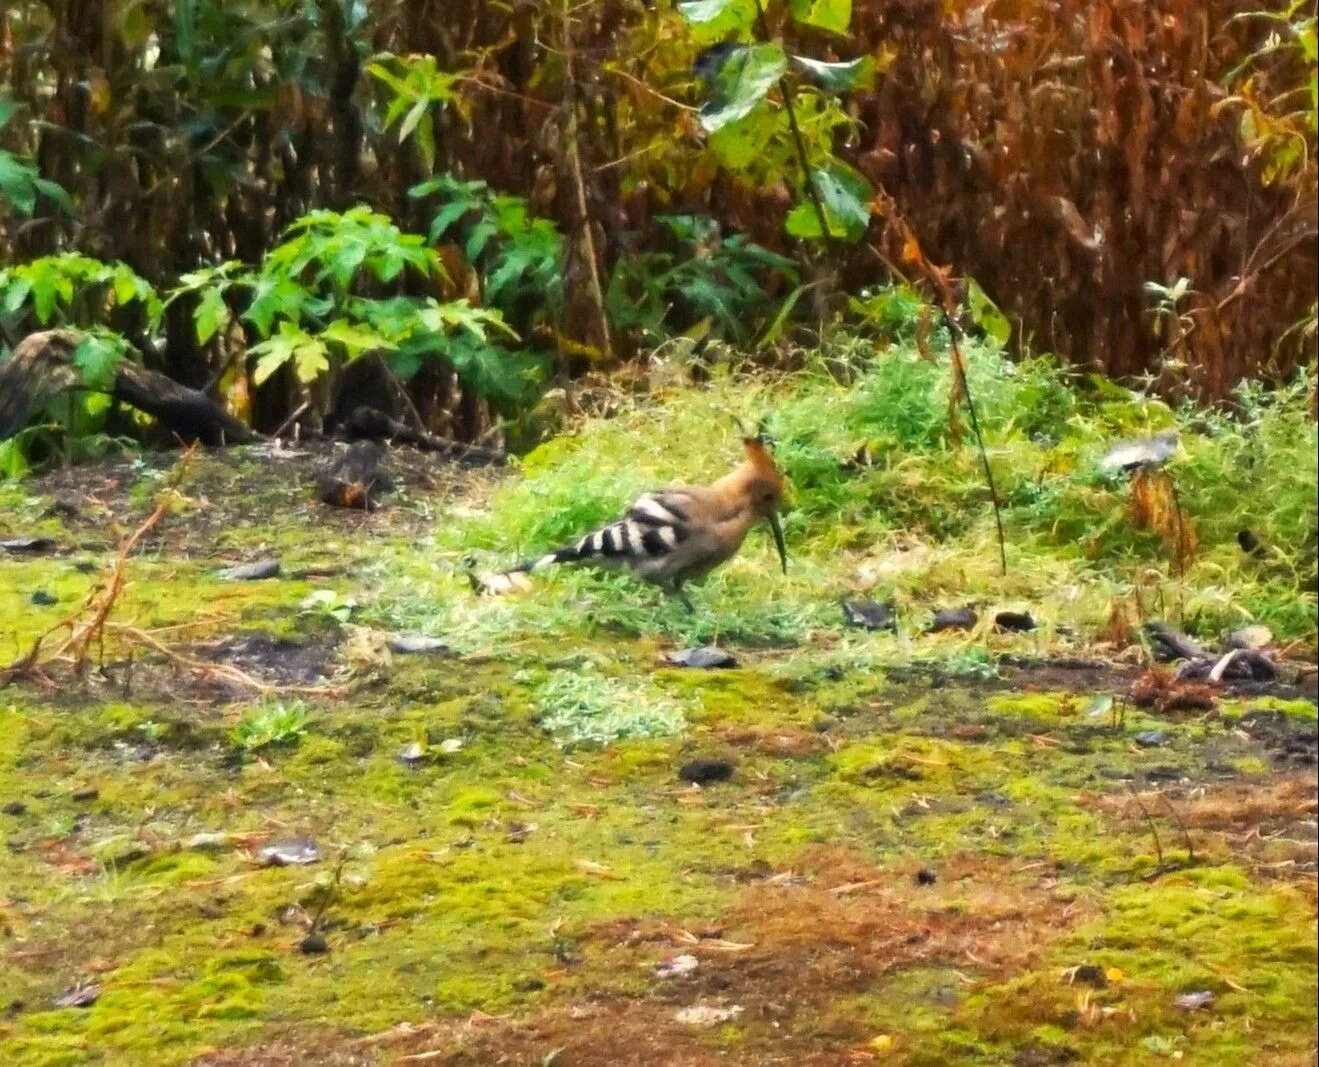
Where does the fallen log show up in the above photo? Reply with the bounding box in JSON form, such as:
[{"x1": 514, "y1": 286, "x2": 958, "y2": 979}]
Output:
[
  {"x1": 0, "y1": 330, "x2": 256, "y2": 446},
  {"x1": 341, "y1": 405, "x2": 505, "y2": 466}
]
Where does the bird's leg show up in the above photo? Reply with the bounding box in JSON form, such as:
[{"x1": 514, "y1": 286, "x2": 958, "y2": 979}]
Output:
[{"x1": 670, "y1": 580, "x2": 695, "y2": 614}]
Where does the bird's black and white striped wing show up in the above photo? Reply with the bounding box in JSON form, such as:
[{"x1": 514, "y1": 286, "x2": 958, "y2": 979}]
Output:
[{"x1": 521, "y1": 490, "x2": 694, "y2": 572}]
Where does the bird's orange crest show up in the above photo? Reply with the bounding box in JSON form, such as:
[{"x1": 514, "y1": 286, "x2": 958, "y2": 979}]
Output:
[{"x1": 741, "y1": 436, "x2": 781, "y2": 481}]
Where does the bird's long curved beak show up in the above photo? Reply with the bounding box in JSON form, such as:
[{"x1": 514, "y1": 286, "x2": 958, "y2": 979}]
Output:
[{"x1": 768, "y1": 512, "x2": 788, "y2": 574}]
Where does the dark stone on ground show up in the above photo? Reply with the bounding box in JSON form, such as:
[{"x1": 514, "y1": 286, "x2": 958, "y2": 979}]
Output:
[
  {"x1": 915, "y1": 868, "x2": 938, "y2": 885},
  {"x1": 665, "y1": 647, "x2": 738, "y2": 669},
  {"x1": 1144, "y1": 621, "x2": 1206, "y2": 661},
  {"x1": 679, "y1": 758, "x2": 735, "y2": 784},
  {"x1": 223, "y1": 558, "x2": 281, "y2": 581},
  {"x1": 929, "y1": 606, "x2": 977, "y2": 632},
  {"x1": 994, "y1": 611, "x2": 1036, "y2": 633},
  {"x1": 1134, "y1": 731, "x2": 1169, "y2": 748},
  {"x1": 1227, "y1": 625, "x2": 1273, "y2": 651},
  {"x1": 1099, "y1": 432, "x2": 1177, "y2": 472},
  {"x1": 53, "y1": 983, "x2": 99, "y2": 1009},
  {"x1": 299, "y1": 933, "x2": 329, "y2": 955},
  {"x1": 842, "y1": 599, "x2": 897, "y2": 631},
  {"x1": 397, "y1": 742, "x2": 426, "y2": 766},
  {"x1": 1239, "y1": 711, "x2": 1318, "y2": 767},
  {"x1": 2, "y1": 801, "x2": 26, "y2": 816},
  {"x1": 1, "y1": 537, "x2": 56, "y2": 554},
  {"x1": 259, "y1": 839, "x2": 321, "y2": 867},
  {"x1": 29, "y1": 590, "x2": 57, "y2": 606},
  {"x1": 1071, "y1": 964, "x2": 1108, "y2": 988},
  {"x1": 1237, "y1": 529, "x2": 1266, "y2": 557},
  {"x1": 387, "y1": 634, "x2": 453, "y2": 656}
]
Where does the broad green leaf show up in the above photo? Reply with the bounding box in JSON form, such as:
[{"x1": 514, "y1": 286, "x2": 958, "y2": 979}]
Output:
[
  {"x1": 790, "y1": 55, "x2": 872, "y2": 93},
  {"x1": 1, "y1": 278, "x2": 32, "y2": 317},
  {"x1": 465, "y1": 220, "x2": 499, "y2": 262},
  {"x1": 787, "y1": 0, "x2": 851, "y2": 33},
  {"x1": 0, "y1": 94, "x2": 20, "y2": 130},
  {"x1": 699, "y1": 44, "x2": 787, "y2": 133},
  {"x1": 707, "y1": 104, "x2": 781, "y2": 169},
  {"x1": 678, "y1": 0, "x2": 736, "y2": 21},
  {"x1": 428, "y1": 200, "x2": 475, "y2": 242},
  {"x1": 252, "y1": 347, "x2": 291, "y2": 387},
  {"x1": 757, "y1": 283, "x2": 811, "y2": 348},
  {"x1": 784, "y1": 163, "x2": 872, "y2": 242},
  {"x1": 414, "y1": 116, "x2": 437, "y2": 173},
  {"x1": 322, "y1": 319, "x2": 394, "y2": 356},
  {"x1": 112, "y1": 270, "x2": 142, "y2": 308},
  {"x1": 33, "y1": 178, "x2": 75, "y2": 215},
  {"x1": 0, "y1": 153, "x2": 37, "y2": 215},
  {"x1": 194, "y1": 288, "x2": 229, "y2": 345},
  {"x1": 677, "y1": 0, "x2": 756, "y2": 38},
  {"x1": 73, "y1": 335, "x2": 126, "y2": 390},
  {"x1": 293, "y1": 338, "x2": 330, "y2": 382},
  {"x1": 398, "y1": 96, "x2": 429, "y2": 143}
]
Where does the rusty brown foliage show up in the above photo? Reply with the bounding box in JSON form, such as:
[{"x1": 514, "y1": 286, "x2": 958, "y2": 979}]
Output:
[
  {"x1": 847, "y1": 0, "x2": 1318, "y2": 396},
  {"x1": 1, "y1": 0, "x2": 1315, "y2": 438}
]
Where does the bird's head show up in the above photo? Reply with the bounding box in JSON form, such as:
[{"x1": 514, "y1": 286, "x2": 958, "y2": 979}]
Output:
[{"x1": 736, "y1": 436, "x2": 788, "y2": 573}]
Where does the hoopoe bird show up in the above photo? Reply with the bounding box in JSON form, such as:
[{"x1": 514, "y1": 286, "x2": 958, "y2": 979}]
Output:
[{"x1": 478, "y1": 436, "x2": 788, "y2": 610}]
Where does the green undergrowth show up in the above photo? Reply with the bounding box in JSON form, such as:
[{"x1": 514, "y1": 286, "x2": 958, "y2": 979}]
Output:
[
  {"x1": 2, "y1": 330, "x2": 1317, "y2": 1064},
  {"x1": 363, "y1": 335, "x2": 1317, "y2": 656}
]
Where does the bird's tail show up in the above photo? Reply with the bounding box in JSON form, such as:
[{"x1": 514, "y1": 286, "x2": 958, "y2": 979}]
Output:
[
  {"x1": 508, "y1": 542, "x2": 586, "y2": 574},
  {"x1": 467, "y1": 538, "x2": 589, "y2": 597}
]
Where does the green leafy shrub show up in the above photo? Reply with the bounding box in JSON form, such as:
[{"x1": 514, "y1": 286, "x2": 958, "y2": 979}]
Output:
[{"x1": 230, "y1": 702, "x2": 310, "y2": 752}]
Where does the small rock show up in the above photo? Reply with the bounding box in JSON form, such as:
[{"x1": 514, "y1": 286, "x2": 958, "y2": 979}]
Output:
[
  {"x1": 439, "y1": 738, "x2": 464, "y2": 754},
  {"x1": 915, "y1": 868, "x2": 938, "y2": 885},
  {"x1": 1236, "y1": 529, "x2": 1266, "y2": 557},
  {"x1": 223, "y1": 558, "x2": 281, "y2": 581},
  {"x1": 29, "y1": 590, "x2": 57, "y2": 606},
  {"x1": 71, "y1": 787, "x2": 99, "y2": 803},
  {"x1": 842, "y1": 600, "x2": 897, "y2": 631},
  {"x1": 1209, "y1": 649, "x2": 1279, "y2": 684},
  {"x1": 259, "y1": 839, "x2": 321, "y2": 867},
  {"x1": 1144, "y1": 621, "x2": 1206, "y2": 662},
  {"x1": 655, "y1": 954, "x2": 700, "y2": 979},
  {"x1": 1134, "y1": 731, "x2": 1169, "y2": 748},
  {"x1": 994, "y1": 611, "x2": 1036, "y2": 633},
  {"x1": 679, "y1": 758, "x2": 735, "y2": 785},
  {"x1": 397, "y1": 741, "x2": 426, "y2": 766},
  {"x1": 386, "y1": 634, "x2": 453, "y2": 656},
  {"x1": 2, "y1": 801, "x2": 27, "y2": 816},
  {"x1": 665, "y1": 647, "x2": 738, "y2": 669},
  {"x1": 53, "y1": 982, "x2": 99, "y2": 1009},
  {"x1": 1228, "y1": 625, "x2": 1273, "y2": 651},
  {"x1": 299, "y1": 932, "x2": 329, "y2": 955},
  {"x1": 1174, "y1": 990, "x2": 1215, "y2": 1011},
  {"x1": 674, "y1": 1003, "x2": 743, "y2": 1026},
  {"x1": 1069, "y1": 964, "x2": 1108, "y2": 988},
  {"x1": 1173, "y1": 658, "x2": 1216, "y2": 682},
  {"x1": 929, "y1": 607, "x2": 978, "y2": 633},
  {"x1": 1099, "y1": 431, "x2": 1177, "y2": 473},
  {"x1": 513, "y1": 976, "x2": 546, "y2": 993},
  {"x1": 1, "y1": 537, "x2": 56, "y2": 554},
  {"x1": 184, "y1": 832, "x2": 233, "y2": 852}
]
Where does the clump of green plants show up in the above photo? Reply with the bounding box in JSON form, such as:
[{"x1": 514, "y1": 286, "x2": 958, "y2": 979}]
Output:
[
  {"x1": 523, "y1": 664, "x2": 687, "y2": 748},
  {"x1": 396, "y1": 300, "x2": 1316, "y2": 648},
  {"x1": 230, "y1": 701, "x2": 311, "y2": 752}
]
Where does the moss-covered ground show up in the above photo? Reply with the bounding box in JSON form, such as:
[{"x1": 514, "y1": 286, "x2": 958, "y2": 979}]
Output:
[{"x1": 2, "y1": 342, "x2": 1316, "y2": 1064}]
